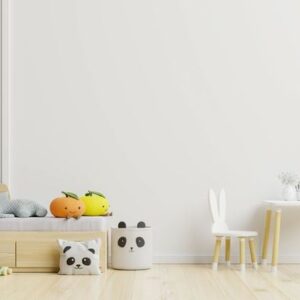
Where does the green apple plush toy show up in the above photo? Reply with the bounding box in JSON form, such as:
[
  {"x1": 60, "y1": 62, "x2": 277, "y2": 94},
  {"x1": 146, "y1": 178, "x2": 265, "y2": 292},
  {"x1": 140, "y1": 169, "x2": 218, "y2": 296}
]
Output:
[{"x1": 80, "y1": 191, "x2": 110, "y2": 216}]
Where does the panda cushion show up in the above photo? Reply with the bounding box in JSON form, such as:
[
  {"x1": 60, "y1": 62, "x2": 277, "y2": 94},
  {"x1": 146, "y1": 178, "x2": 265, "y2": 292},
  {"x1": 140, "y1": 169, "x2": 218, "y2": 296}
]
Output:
[{"x1": 57, "y1": 239, "x2": 101, "y2": 275}]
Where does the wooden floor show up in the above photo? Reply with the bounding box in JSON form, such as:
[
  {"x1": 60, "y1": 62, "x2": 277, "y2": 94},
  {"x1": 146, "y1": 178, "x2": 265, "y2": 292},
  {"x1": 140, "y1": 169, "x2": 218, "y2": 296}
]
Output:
[{"x1": 1, "y1": 264, "x2": 300, "y2": 299}]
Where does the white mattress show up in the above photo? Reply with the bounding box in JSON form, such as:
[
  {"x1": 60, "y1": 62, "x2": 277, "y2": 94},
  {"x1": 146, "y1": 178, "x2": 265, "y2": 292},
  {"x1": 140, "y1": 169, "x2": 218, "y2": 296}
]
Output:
[{"x1": 0, "y1": 216, "x2": 110, "y2": 232}]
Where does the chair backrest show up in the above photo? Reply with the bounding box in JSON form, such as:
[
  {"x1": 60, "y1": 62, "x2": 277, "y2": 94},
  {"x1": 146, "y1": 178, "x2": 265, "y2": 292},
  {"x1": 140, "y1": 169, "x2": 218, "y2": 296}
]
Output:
[{"x1": 208, "y1": 189, "x2": 228, "y2": 233}]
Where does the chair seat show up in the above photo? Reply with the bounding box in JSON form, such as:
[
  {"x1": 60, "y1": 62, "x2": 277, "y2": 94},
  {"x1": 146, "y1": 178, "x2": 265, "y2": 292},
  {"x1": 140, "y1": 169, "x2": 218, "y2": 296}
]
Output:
[{"x1": 214, "y1": 230, "x2": 257, "y2": 237}]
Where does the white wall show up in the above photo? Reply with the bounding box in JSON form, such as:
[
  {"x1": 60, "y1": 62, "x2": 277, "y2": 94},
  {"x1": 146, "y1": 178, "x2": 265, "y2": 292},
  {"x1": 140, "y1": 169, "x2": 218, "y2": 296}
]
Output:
[{"x1": 8, "y1": 0, "x2": 300, "y2": 261}]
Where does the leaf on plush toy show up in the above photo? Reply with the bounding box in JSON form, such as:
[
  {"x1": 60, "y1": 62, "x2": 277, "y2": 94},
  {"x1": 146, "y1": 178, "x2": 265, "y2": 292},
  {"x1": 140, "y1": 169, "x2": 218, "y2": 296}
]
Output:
[
  {"x1": 87, "y1": 191, "x2": 106, "y2": 198},
  {"x1": 61, "y1": 191, "x2": 79, "y2": 200}
]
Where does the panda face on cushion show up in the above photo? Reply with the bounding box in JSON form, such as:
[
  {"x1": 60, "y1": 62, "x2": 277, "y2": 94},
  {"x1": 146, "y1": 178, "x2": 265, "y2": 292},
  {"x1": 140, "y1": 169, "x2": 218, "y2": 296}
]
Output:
[
  {"x1": 112, "y1": 221, "x2": 152, "y2": 270},
  {"x1": 57, "y1": 239, "x2": 101, "y2": 275}
]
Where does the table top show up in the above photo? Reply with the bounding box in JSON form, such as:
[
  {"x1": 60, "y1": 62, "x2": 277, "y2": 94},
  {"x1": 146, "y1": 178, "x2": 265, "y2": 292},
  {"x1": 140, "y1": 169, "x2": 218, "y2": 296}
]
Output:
[{"x1": 265, "y1": 200, "x2": 300, "y2": 207}]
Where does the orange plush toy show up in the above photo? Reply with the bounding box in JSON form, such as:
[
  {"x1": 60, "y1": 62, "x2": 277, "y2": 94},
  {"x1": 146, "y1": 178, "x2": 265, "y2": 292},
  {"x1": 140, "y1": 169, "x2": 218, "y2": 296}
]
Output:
[{"x1": 50, "y1": 191, "x2": 85, "y2": 219}]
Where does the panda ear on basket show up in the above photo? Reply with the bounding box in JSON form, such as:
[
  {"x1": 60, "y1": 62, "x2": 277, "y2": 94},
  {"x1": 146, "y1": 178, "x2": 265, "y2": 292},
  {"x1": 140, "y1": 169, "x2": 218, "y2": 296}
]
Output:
[
  {"x1": 137, "y1": 221, "x2": 146, "y2": 228},
  {"x1": 118, "y1": 221, "x2": 126, "y2": 228}
]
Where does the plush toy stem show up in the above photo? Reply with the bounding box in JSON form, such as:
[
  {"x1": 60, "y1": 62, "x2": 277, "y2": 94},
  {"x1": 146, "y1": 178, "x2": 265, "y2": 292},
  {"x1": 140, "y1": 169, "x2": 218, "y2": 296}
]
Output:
[
  {"x1": 85, "y1": 191, "x2": 106, "y2": 198},
  {"x1": 61, "y1": 191, "x2": 79, "y2": 200}
]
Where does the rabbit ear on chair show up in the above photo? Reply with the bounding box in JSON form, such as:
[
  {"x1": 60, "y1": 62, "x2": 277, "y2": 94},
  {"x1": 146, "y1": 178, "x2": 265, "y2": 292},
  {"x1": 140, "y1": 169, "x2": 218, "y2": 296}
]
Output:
[
  {"x1": 218, "y1": 189, "x2": 226, "y2": 222},
  {"x1": 209, "y1": 189, "x2": 228, "y2": 231},
  {"x1": 209, "y1": 189, "x2": 219, "y2": 223},
  {"x1": 208, "y1": 188, "x2": 258, "y2": 272}
]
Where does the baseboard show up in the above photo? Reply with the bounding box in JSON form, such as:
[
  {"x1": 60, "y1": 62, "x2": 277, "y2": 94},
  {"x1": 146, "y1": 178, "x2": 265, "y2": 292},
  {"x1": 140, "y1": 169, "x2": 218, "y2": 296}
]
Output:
[
  {"x1": 153, "y1": 255, "x2": 300, "y2": 264},
  {"x1": 108, "y1": 254, "x2": 300, "y2": 266},
  {"x1": 153, "y1": 255, "x2": 212, "y2": 264}
]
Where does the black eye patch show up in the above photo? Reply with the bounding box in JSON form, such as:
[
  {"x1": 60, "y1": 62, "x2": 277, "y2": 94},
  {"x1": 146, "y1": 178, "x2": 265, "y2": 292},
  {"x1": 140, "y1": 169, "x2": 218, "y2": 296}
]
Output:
[
  {"x1": 66, "y1": 257, "x2": 75, "y2": 265},
  {"x1": 82, "y1": 257, "x2": 91, "y2": 266},
  {"x1": 136, "y1": 237, "x2": 145, "y2": 248},
  {"x1": 118, "y1": 237, "x2": 127, "y2": 247},
  {"x1": 63, "y1": 246, "x2": 71, "y2": 253}
]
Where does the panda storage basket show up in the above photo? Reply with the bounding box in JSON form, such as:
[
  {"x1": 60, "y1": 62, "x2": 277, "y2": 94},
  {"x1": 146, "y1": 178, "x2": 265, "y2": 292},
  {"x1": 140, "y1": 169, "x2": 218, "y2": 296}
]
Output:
[{"x1": 111, "y1": 226, "x2": 152, "y2": 270}]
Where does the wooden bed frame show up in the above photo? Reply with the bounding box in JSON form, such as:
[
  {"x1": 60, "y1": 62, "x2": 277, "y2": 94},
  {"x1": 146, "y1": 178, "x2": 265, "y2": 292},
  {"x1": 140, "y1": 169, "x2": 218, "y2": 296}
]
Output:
[{"x1": 0, "y1": 184, "x2": 107, "y2": 273}]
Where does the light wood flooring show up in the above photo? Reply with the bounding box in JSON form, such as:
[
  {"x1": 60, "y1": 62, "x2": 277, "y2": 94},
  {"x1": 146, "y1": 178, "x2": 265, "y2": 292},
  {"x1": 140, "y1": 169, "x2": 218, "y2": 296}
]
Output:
[{"x1": 1, "y1": 264, "x2": 300, "y2": 300}]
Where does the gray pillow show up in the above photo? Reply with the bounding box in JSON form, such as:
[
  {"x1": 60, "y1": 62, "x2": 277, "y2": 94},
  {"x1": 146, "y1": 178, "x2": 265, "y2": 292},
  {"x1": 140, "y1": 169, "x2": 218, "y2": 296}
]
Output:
[
  {"x1": 57, "y1": 239, "x2": 101, "y2": 275},
  {"x1": 0, "y1": 192, "x2": 9, "y2": 202}
]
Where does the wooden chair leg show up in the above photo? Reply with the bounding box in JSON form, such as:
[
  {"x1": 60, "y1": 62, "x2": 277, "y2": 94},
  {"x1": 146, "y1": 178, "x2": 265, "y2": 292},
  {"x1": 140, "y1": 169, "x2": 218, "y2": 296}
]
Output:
[
  {"x1": 272, "y1": 209, "x2": 282, "y2": 272},
  {"x1": 225, "y1": 238, "x2": 231, "y2": 266},
  {"x1": 262, "y1": 209, "x2": 272, "y2": 266},
  {"x1": 239, "y1": 237, "x2": 246, "y2": 271},
  {"x1": 249, "y1": 238, "x2": 258, "y2": 270},
  {"x1": 212, "y1": 237, "x2": 222, "y2": 270}
]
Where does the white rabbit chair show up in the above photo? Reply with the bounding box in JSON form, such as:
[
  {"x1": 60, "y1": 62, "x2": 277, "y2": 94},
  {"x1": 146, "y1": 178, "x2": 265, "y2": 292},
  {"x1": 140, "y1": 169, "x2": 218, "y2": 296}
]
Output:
[{"x1": 209, "y1": 189, "x2": 258, "y2": 271}]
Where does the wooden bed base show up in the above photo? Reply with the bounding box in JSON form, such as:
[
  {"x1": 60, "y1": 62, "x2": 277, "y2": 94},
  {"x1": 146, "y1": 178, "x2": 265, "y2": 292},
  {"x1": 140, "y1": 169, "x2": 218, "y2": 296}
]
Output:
[{"x1": 0, "y1": 231, "x2": 107, "y2": 273}]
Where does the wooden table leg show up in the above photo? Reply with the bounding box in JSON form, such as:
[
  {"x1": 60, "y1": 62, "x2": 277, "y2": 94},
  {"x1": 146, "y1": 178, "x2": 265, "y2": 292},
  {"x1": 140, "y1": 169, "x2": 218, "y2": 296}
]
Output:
[
  {"x1": 261, "y1": 209, "x2": 272, "y2": 266},
  {"x1": 272, "y1": 209, "x2": 282, "y2": 272}
]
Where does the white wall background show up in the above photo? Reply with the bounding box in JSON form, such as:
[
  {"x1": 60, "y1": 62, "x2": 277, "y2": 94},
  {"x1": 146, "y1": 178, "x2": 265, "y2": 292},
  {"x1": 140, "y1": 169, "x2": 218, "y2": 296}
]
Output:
[{"x1": 8, "y1": 0, "x2": 300, "y2": 261}]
